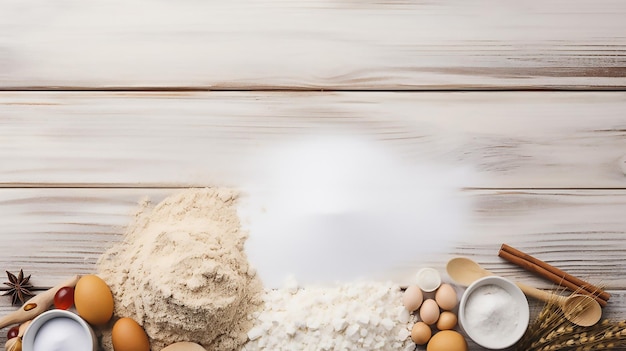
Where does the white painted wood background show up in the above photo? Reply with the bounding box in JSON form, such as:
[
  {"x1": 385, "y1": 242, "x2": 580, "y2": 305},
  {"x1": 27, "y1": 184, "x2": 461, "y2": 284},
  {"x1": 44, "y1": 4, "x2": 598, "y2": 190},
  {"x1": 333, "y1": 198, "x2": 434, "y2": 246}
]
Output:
[
  {"x1": 1, "y1": 0, "x2": 626, "y2": 350},
  {"x1": 1, "y1": 0, "x2": 625, "y2": 89}
]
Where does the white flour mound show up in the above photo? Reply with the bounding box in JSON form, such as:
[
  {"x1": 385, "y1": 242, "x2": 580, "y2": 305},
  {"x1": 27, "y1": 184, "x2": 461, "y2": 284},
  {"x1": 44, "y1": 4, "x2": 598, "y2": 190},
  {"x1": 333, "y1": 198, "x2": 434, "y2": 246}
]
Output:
[{"x1": 243, "y1": 278, "x2": 416, "y2": 351}]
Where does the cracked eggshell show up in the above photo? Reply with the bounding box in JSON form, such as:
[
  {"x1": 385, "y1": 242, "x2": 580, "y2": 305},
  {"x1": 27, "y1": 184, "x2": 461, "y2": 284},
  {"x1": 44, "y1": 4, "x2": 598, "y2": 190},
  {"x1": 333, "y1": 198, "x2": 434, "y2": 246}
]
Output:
[{"x1": 416, "y1": 268, "x2": 441, "y2": 292}]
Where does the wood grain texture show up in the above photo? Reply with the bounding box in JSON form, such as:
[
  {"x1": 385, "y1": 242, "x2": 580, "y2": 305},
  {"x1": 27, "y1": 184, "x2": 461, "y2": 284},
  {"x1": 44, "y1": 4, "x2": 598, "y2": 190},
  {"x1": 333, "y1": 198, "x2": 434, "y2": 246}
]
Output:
[
  {"x1": 2, "y1": 292, "x2": 626, "y2": 348},
  {"x1": 0, "y1": 187, "x2": 625, "y2": 347},
  {"x1": 0, "y1": 0, "x2": 625, "y2": 90},
  {"x1": 1, "y1": 0, "x2": 624, "y2": 349},
  {"x1": 1, "y1": 91, "x2": 626, "y2": 188},
  {"x1": 0, "y1": 188, "x2": 624, "y2": 288}
]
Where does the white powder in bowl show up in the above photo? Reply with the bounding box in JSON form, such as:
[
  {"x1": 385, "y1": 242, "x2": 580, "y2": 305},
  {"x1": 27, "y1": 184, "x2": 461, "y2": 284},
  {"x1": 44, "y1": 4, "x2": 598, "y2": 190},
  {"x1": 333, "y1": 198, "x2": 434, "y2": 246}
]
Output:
[{"x1": 463, "y1": 284, "x2": 520, "y2": 342}]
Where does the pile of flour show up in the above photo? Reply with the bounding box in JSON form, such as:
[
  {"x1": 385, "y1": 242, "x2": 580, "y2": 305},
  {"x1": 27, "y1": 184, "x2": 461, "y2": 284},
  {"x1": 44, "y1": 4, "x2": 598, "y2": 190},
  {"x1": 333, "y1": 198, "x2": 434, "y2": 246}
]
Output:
[
  {"x1": 243, "y1": 278, "x2": 416, "y2": 351},
  {"x1": 97, "y1": 188, "x2": 263, "y2": 351}
]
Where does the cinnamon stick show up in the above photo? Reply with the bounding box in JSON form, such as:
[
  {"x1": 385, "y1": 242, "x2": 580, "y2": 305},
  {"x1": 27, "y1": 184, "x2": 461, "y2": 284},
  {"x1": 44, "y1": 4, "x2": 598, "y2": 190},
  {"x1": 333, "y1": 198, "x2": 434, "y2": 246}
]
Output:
[{"x1": 498, "y1": 244, "x2": 609, "y2": 307}]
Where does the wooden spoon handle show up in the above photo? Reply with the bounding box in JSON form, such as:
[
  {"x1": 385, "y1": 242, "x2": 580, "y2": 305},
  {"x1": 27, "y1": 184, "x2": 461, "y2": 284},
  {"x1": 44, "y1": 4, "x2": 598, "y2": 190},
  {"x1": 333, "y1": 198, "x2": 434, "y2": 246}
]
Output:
[
  {"x1": 515, "y1": 282, "x2": 563, "y2": 304},
  {"x1": 0, "y1": 275, "x2": 80, "y2": 329}
]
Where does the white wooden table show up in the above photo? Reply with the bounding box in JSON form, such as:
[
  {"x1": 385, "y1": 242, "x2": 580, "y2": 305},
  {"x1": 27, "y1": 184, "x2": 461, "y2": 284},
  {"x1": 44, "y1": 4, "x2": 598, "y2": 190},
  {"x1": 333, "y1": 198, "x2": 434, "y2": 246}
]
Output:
[{"x1": 1, "y1": 1, "x2": 625, "y2": 350}]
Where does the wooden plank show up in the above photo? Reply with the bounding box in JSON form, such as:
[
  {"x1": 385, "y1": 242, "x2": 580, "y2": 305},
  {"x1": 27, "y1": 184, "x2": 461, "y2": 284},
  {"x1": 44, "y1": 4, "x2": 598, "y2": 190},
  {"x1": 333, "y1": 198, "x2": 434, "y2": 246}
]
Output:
[
  {"x1": 0, "y1": 188, "x2": 624, "y2": 288},
  {"x1": 0, "y1": 188, "x2": 625, "y2": 347},
  {"x1": 1, "y1": 291, "x2": 625, "y2": 347},
  {"x1": 0, "y1": 0, "x2": 625, "y2": 89},
  {"x1": 1, "y1": 91, "x2": 625, "y2": 188}
]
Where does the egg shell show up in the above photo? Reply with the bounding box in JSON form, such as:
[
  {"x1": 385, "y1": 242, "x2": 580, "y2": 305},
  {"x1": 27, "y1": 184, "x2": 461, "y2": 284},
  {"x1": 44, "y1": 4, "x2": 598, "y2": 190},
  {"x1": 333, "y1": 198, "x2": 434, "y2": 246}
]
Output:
[
  {"x1": 436, "y1": 311, "x2": 458, "y2": 330},
  {"x1": 112, "y1": 317, "x2": 150, "y2": 351},
  {"x1": 402, "y1": 285, "x2": 424, "y2": 312},
  {"x1": 419, "y1": 299, "x2": 440, "y2": 325},
  {"x1": 435, "y1": 283, "x2": 458, "y2": 311},
  {"x1": 416, "y1": 268, "x2": 441, "y2": 292},
  {"x1": 411, "y1": 321, "x2": 432, "y2": 345},
  {"x1": 74, "y1": 275, "x2": 114, "y2": 325},
  {"x1": 426, "y1": 330, "x2": 468, "y2": 351},
  {"x1": 161, "y1": 342, "x2": 207, "y2": 351}
]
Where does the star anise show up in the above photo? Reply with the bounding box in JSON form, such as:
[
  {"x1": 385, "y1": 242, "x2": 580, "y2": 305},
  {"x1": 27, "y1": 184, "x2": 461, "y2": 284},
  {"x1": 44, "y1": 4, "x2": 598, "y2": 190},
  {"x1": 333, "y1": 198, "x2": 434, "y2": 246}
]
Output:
[{"x1": 3, "y1": 269, "x2": 34, "y2": 305}]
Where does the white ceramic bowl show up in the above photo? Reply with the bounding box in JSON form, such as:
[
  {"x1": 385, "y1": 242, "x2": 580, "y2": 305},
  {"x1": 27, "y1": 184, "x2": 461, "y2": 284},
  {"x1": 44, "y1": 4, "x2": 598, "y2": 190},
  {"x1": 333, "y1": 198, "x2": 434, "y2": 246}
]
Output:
[
  {"x1": 458, "y1": 276, "x2": 529, "y2": 349},
  {"x1": 22, "y1": 309, "x2": 97, "y2": 351},
  {"x1": 415, "y1": 267, "x2": 441, "y2": 292}
]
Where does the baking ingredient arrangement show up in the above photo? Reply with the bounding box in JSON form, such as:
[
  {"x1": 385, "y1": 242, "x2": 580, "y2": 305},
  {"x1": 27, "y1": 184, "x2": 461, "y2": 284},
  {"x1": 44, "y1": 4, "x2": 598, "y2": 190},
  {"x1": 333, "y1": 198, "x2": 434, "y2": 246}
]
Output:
[
  {"x1": 23, "y1": 309, "x2": 95, "y2": 351},
  {"x1": 33, "y1": 315, "x2": 86, "y2": 350},
  {"x1": 463, "y1": 285, "x2": 520, "y2": 340},
  {"x1": 457, "y1": 276, "x2": 530, "y2": 349},
  {"x1": 97, "y1": 188, "x2": 263, "y2": 351},
  {"x1": 402, "y1": 269, "x2": 468, "y2": 351},
  {"x1": 243, "y1": 279, "x2": 415, "y2": 350},
  {"x1": 0, "y1": 188, "x2": 624, "y2": 351}
]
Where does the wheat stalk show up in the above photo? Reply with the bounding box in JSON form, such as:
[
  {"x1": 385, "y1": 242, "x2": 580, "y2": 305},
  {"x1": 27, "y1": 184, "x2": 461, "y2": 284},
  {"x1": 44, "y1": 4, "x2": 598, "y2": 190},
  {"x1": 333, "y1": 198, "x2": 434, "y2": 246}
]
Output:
[{"x1": 515, "y1": 298, "x2": 626, "y2": 351}]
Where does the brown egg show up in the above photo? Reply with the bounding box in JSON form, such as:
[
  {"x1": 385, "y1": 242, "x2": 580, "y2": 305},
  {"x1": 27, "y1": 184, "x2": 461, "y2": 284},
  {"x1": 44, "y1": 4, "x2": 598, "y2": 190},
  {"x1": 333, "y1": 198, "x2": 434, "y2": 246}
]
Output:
[
  {"x1": 74, "y1": 275, "x2": 114, "y2": 325},
  {"x1": 403, "y1": 285, "x2": 424, "y2": 312},
  {"x1": 112, "y1": 317, "x2": 150, "y2": 351},
  {"x1": 426, "y1": 330, "x2": 468, "y2": 351},
  {"x1": 436, "y1": 311, "x2": 458, "y2": 330},
  {"x1": 411, "y1": 321, "x2": 432, "y2": 345},
  {"x1": 419, "y1": 299, "x2": 440, "y2": 325},
  {"x1": 435, "y1": 283, "x2": 458, "y2": 311}
]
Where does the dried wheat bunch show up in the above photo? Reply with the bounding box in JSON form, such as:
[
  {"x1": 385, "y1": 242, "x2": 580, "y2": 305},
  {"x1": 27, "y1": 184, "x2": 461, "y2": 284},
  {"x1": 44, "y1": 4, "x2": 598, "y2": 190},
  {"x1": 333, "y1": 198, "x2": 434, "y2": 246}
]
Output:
[{"x1": 515, "y1": 299, "x2": 626, "y2": 351}]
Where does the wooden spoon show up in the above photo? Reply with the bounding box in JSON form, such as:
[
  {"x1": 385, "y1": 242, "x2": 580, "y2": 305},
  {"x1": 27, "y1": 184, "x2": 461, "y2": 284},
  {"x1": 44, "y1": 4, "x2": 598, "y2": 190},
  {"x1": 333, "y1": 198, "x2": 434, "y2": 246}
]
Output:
[
  {"x1": 0, "y1": 275, "x2": 80, "y2": 329},
  {"x1": 446, "y1": 257, "x2": 602, "y2": 327},
  {"x1": 446, "y1": 257, "x2": 493, "y2": 286},
  {"x1": 516, "y1": 282, "x2": 602, "y2": 327}
]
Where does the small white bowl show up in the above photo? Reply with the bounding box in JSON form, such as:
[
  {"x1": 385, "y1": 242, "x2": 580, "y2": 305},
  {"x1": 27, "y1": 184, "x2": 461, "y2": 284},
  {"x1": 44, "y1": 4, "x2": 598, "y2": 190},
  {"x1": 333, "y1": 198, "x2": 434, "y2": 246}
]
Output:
[
  {"x1": 458, "y1": 276, "x2": 529, "y2": 349},
  {"x1": 416, "y1": 267, "x2": 441, "y2": 292},
  {"x1": 22, "y1": 309, "x2": 97, "y2": 351}
]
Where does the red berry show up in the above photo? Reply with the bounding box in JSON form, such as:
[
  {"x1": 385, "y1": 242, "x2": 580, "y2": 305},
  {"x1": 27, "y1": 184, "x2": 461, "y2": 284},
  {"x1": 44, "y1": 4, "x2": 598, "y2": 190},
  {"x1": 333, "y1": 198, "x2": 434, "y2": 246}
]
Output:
[
  {"x1": 7, "y1": 325, "x2": 19, "y2": 339},
  {"x1": 54, "y1": 286, "x2": 75, "y2": 310}
]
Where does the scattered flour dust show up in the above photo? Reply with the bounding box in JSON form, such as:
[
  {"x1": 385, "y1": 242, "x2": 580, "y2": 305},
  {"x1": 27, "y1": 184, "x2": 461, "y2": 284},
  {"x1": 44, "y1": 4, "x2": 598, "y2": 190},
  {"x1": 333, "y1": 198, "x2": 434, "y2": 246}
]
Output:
[
  {"x1": 243, "y1": 278, "x2": 416, "y2": 351},
  {"x1": 238, "y1": 135, "x2": 470, "y2": 287},
  {"x1": 97, "y1": 188, "x2": 263, "y2": 351}
]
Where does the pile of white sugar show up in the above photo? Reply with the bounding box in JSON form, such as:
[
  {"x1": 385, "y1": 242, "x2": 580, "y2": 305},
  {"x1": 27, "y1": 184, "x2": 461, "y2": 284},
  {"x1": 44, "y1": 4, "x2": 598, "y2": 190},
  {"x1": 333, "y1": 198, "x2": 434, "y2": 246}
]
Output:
[{"x1": 243, "y1": 279, "x2": 416, "y2": 351}]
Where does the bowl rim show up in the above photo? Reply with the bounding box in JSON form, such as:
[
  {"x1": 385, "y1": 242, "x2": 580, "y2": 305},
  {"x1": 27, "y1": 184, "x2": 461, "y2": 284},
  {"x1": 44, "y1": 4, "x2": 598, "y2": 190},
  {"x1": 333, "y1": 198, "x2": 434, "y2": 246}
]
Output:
[
  {"x1": 458, "y1": 275, "x2": 530, "y2": 350},
  {"x1": 22, "y1": 309, "x2": 97, "y2": 351},
  {"x1": 416, "y1": 267, "x2": 442, "y2": 292}
]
